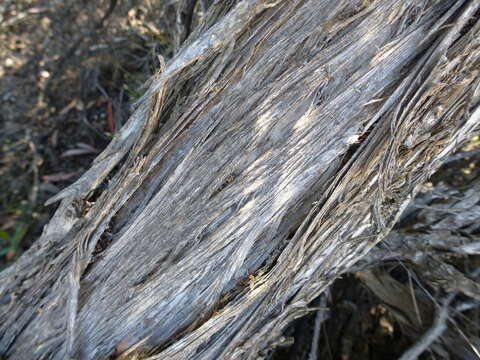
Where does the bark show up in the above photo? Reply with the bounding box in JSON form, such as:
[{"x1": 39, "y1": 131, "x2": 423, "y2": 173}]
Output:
[
  {"x1": 1, "y1": 0, "x2": 480, "y2": 359},
  {"x1": 275, "y1": 166, "x2": 480, "y2": 360}
]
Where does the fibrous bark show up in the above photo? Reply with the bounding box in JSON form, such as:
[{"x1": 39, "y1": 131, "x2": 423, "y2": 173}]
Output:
[{"x1": 1, "y1": 0, "x2": 479, "y2": 359}]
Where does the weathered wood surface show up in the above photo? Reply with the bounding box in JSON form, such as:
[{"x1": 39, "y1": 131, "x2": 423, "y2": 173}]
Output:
[{"x1": 1, "y1": 0, "x2": 479, "y2": 359}]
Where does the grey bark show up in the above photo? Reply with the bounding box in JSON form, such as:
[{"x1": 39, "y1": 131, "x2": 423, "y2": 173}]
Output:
[{"x1": 1, "y1": 0, "x2": 480, "y2": 359}]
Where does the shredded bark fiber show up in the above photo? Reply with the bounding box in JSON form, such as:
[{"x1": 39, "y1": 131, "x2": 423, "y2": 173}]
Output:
[{"x1": 1, "y1": 0, "x2": 479, "y2": 359}]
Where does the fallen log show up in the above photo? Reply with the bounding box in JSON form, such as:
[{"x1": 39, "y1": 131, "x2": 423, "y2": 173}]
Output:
[{"x1": 1, "y1": 0, "x2": 479, "y2": 359}]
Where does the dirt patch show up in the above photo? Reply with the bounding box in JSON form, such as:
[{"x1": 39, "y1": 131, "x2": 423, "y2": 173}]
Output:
[{"x1": 0, "y1": 0, "x2": 175, "y2": 267}]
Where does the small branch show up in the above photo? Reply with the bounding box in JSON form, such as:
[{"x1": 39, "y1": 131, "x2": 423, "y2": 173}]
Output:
[
  {"x1": 398, "y1": 295, "x2": 454, "y2": 360},
  {"x1": 308, "y1": 295, "x2": 329, "y2": 360}
]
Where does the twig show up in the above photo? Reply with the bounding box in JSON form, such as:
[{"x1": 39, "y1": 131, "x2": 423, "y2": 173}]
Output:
[
  {"x1": 27, "y1": 133, "x2": 40, "y2": 208},
  {"x1": 452, "y1": 321, "x2": 480, "y2": 358},
  {"x1": 308, "y1": 295, "x2": 329, "y2": 360},
  {"x1": 408, "y1": 272, "x2": 423, "y2": 327},
  {"x1": 398, "y1": 294, "x2": 455, "y2": 360}
]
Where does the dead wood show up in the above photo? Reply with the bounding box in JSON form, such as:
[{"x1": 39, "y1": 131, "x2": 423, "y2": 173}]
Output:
[
  {"x1": 1, "y1": 0, "x2": 480, "y2": 359},
  {"x1": 278, "y1": 165, "x2": 480, "y2": 360},
  {"x1": 357, "y1": 175, "x2": 480, "y2": 302},
  {"x1": 351, "y1": 159, "x2": 480, "y2": 359}
]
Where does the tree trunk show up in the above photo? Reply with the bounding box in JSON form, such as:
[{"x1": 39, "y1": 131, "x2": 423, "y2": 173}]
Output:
[{"x1": 1, "y1": 0, "x2": 479, "y2": 359}]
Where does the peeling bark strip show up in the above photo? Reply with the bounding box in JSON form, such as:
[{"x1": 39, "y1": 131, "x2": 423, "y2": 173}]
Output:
[{"x1": 1, "y1": 0, "x2": 479, "y2": 359}]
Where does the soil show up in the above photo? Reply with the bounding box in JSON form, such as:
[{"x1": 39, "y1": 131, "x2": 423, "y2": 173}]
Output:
[{"x1": 0, "y1": 0, "x2": 174, "y2": 268}]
